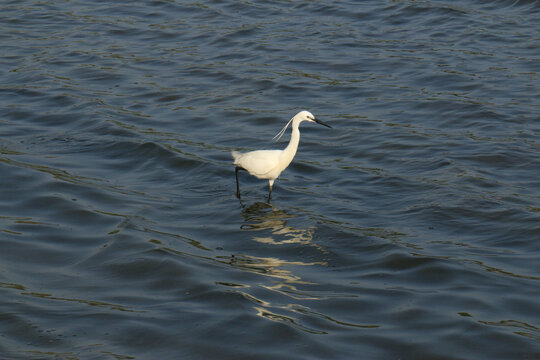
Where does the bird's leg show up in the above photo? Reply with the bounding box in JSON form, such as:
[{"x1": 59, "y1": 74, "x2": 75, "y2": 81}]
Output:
[
  {"x1": 235, "y1": 167, "x2": 242, "y2": 198},
  {"x1": 267, "y1": 179, "x2": 274, "y2": 202}
]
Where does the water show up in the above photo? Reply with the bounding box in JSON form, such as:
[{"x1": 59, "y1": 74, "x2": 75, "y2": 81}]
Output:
[{"x1": 1, "y1": 0, "x2": 539, "y2": 359}]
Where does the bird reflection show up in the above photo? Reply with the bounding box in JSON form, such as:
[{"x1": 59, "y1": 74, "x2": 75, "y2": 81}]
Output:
[
  {"x1": 228, "y1": 253, "x2": 319, "y2": 285},
  {"x1": 230, "y1": 201, "x2": 328, "y2": 284},
  {"x1": 222, "y1": 202, "x2": 336, "y2": 334},
  {"x1": 239, "y1": 201, "x2": 321, "y2": 247},
  {"x1": 217, "y1": 203, "x2": 376, "y2": 334}
]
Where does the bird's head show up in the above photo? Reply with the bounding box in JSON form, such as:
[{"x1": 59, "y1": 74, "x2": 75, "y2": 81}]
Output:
[
  {"x1": 273, "y1": 110, "x2": 332, "y2": 141},
  {"x1": 295, "y1": 110, "x2": 332, "y2": 128}
]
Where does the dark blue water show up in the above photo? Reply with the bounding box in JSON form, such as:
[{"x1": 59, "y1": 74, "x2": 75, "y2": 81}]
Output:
[{"x1": 1, "y1": 0, "x2": 539, "y2": 359}]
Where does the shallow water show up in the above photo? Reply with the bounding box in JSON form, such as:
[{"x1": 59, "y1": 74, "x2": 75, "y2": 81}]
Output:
[{"x1": 1, "y1": 0, "x2": 539, "y2": 359}]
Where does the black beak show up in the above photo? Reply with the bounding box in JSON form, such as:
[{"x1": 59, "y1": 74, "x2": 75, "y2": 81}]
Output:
[{"x1": 314, "y1": 117, "x2": 332, "y2": 128}]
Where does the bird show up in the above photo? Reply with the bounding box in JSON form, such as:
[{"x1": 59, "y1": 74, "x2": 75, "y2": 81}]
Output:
[{"x1": 232, "y1": 110, "x2": 332, "y2": 201}]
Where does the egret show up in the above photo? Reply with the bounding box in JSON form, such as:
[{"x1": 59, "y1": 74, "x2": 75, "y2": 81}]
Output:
[{"x1": 232, "y1": 110, "x2": 332, "y2": 201}]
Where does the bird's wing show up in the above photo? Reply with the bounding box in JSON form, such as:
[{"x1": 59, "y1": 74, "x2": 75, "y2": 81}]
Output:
[{"x1": 234, "y1": 150, "x2": 282, "y2": 178}]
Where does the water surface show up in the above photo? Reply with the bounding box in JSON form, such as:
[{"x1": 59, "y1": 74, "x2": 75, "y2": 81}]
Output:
[{"x1": 1, "y1": 0, "x2": 539, "y2": 359}]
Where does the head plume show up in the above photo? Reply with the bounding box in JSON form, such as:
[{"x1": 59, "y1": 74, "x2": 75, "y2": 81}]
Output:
[{"x1": 272, "y1": 115, "x2": 294, "y2": 142}]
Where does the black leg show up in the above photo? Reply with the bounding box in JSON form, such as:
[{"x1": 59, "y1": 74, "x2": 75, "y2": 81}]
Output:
[
  {"x1": 235, "y1": 167, "x2": 242, "y2": 198},
  {"x1": 267, "y1": 183, "x2": 273, "y2": 202}
]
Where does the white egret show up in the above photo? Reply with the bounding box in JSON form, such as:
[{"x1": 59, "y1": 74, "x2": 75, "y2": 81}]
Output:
[{"x1": 232, "y1": 110, "x2": 332, "y2": 201}]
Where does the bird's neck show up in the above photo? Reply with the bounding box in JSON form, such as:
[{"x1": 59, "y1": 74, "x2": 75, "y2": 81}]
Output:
[{"x1": 282, "y1": 124, "x2": 300, "y2": 165}]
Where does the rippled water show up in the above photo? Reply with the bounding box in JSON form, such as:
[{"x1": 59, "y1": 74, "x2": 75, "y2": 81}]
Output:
[{"x1": 1, "y1": 0, "x2": 539, "y2": 359}]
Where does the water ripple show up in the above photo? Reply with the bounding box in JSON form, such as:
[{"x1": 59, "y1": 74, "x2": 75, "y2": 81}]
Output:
[{"x1": 1, "y1": 0, "x2": 539, "y2": 358}]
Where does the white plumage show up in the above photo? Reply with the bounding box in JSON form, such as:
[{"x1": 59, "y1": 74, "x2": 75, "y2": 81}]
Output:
[{"x1": 232, "y1": 110, "x2": 332, "y2": 201}]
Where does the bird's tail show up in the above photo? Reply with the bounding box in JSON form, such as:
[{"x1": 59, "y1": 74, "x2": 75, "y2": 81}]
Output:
[{"x1": 231, "y1": 150, "x2": 242, "y2": 164}]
